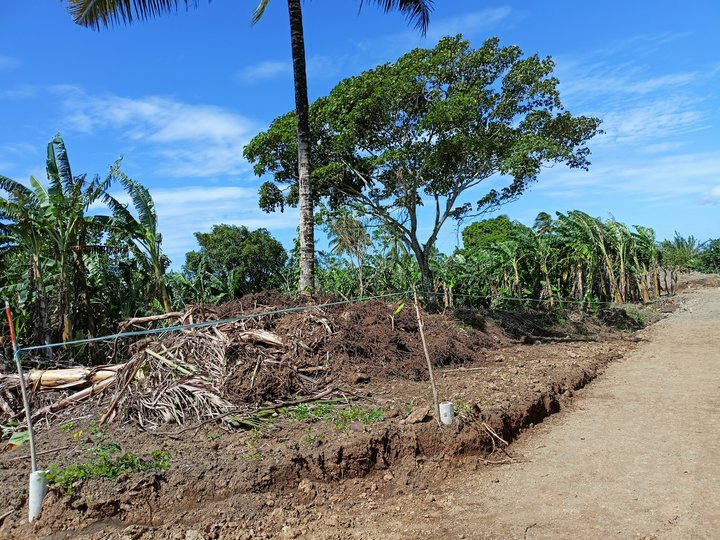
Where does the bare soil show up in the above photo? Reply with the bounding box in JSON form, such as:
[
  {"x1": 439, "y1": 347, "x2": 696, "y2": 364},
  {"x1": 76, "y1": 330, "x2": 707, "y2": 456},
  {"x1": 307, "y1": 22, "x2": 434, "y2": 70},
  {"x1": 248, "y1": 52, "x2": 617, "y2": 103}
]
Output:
[{"x1": 1, "y1": 275, "x2": 717, "y2": 540}]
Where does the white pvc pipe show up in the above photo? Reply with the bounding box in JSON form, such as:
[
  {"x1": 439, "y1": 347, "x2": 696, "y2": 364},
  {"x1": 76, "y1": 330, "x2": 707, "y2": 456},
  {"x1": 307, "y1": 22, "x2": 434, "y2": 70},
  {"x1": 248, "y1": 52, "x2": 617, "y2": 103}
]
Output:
[
  {"x1": 439, "y1": 401, "x2": 455, "y2": 425},
  {"x1": 5, "y1": 302, "x2": 45, "y2": 522},
  {"x1": 28, "y1": 471, "x2": 48, "y2": 522}
]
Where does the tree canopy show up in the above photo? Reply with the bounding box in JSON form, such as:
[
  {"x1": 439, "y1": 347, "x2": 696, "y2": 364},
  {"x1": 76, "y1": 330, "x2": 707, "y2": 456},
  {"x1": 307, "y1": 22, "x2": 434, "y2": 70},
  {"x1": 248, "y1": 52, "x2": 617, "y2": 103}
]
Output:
[
  {"x1": 245, "y1": 35, "x2": 602, "y2": 300},
  {"x1": 462, "y1": 215, "x2": 530, "y2": 253},
  {"x1": 184, "y1": 224, "x2": 287, "y2": 297}
]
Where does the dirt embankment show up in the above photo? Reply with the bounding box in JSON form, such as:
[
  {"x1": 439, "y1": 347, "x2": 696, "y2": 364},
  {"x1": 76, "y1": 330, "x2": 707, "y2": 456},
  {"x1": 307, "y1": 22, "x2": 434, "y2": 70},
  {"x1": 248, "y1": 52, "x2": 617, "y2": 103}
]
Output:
[{"x1": 0, "y1": 283, "x2": 702, "y2": 539}]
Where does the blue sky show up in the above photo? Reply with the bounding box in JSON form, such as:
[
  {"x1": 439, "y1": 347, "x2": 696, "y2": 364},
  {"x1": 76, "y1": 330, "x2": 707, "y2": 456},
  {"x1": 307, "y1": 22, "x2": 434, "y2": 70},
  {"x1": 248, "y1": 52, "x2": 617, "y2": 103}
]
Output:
[{"x1": 1, "y1": 1, "x2": 718, "y2": 268}]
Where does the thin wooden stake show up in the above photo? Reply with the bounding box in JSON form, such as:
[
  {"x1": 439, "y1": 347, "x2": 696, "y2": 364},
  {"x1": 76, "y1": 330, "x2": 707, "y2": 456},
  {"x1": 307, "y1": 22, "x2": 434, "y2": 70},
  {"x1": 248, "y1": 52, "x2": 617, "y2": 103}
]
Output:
[{"x1": 413, "y1": 289, "x2": 441, "y2": 427}]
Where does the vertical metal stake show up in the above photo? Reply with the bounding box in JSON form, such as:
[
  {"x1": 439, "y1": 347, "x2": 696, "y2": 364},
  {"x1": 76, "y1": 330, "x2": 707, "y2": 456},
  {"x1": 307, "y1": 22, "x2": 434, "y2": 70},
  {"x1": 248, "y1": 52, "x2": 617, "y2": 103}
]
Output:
[{"x1": 5, "y1": 301, "x2": 38, "y2": 472}]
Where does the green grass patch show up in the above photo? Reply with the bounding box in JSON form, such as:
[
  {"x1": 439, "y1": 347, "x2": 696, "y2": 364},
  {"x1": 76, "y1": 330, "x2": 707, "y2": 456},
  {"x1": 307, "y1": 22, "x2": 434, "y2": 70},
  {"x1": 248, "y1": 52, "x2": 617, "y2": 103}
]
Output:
[
  {"x1": 286, "y1": 402, "x2": 385, "y2": 431},
  {"x1": 46, "y1": 424, "x2": 170, "y2": 493}
]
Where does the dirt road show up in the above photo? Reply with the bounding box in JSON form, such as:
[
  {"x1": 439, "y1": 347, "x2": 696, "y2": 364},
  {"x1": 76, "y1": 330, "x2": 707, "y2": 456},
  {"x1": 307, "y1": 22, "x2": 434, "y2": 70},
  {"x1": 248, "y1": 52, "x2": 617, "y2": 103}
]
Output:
[{"x1": 323, "y1": 287, "x2": 720, "y2": 539}]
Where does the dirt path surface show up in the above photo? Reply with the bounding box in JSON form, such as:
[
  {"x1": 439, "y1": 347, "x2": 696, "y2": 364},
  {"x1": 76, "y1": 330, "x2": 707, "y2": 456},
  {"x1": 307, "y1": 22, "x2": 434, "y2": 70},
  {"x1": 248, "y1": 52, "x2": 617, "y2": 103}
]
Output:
[{"x1": 318, "y1": 286, "x2": 720, "y2": 540}]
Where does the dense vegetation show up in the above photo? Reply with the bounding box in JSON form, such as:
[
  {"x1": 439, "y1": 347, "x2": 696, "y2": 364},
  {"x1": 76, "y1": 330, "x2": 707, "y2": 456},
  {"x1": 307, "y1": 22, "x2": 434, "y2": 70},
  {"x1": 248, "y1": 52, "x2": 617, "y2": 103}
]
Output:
[
  {"x1": 2, "y1": 35, "x2": 718, "y2": 366},
  {"x1": 1, "y1": 139, "x2": 716, "y2": 365},
  {"x1": 245, "y1": 36, "x2": 601, "y2": 300}
]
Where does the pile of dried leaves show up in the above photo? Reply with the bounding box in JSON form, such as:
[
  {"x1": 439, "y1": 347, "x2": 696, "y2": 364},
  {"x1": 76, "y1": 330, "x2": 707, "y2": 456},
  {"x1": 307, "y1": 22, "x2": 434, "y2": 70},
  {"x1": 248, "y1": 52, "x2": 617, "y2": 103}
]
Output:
[{"x1": 1, "y1": 294, "x2": 495, "y2": 433}]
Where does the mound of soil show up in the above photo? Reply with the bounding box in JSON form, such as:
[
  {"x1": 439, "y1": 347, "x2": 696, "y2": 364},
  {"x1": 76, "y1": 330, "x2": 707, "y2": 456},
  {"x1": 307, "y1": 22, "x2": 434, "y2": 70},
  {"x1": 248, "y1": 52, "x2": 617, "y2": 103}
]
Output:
[{"x1": 323, "y1": 301, "x2": 496, "y2": 380}]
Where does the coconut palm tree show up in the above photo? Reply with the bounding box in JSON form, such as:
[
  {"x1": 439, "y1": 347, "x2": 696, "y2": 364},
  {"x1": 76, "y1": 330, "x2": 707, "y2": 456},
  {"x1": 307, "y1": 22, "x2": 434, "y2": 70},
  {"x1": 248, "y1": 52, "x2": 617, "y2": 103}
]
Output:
[{"x1": 66, "y1": 0, "x2": 432, "y2": 295}]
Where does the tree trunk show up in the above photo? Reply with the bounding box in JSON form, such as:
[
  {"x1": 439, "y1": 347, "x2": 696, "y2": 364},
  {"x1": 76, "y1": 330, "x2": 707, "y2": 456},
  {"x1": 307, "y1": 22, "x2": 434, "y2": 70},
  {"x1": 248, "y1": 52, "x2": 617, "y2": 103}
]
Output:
[
  {"x1": 412, "y1": 249, "x2": 437, "y2": 310},
  {"x1": 74, "y1": 249, "x2": 97, "y2": 362},
  {"x1": 418, "y1": 257, "x2": 435, "y2": 308},
  {"x1": 634, "y1": 257, "x2": 651, "y2": 302},
  {"x1": 671, "y1": 269, "x2": 678, "y2": 296},
  {"x1": 357, "y1": 253, "x2": 365, "y2": 297},
  {"x1": 59, "y1": 254, "x2": 73, "y2": 343},
  {"x1": 154, "y1": 262, "x2": 171, "y2": 313},
  {"x1": 287, "y1": 0, "x2": 315, "y2": 295},
  {"x1": 31, "y1": 255, "x2": 53, "y2": 361},
  {"x1": 653, "y1": 267, "x2": 662, "y2": 297}
]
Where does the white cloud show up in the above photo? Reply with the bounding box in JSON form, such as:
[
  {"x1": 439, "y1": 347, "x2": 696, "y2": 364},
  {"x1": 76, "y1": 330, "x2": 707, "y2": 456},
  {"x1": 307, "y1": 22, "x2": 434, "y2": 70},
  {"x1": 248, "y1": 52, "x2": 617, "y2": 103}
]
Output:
[
  {"x1": 557, "y1": 60, "x2": 699, "y2": 105},
  {"x1": 601, "y1": 97, "x2": 707, "y2": 144},
  {"x1": 0, "y1": 54, "x2": 19, "y2": 70},
  {"x1": 55, "y1": 88, "x2": 260, "y2": 177},
  {"x1": 102, "y1": 186, "x2": 298, "y2": 266},
  {"x1": 552, "y1": 34, "x2": 719, "y2": 158},
  {"x1": 702, "y1": 185, "x2": 720, "y2": 205},
  {"x1": 0, "y1": 84, "x2": 38, "y2": 100},
  {"x1": 424, "y1": 7, "x2": 513, "y2": 42},
  {"x1": 639, "y1": 141, "x2": 688, "y2": 154},
  {"x1": 234, "y1": 60, "x2": 291, "y2": 84},
  {"x1": 0, "y1": 144, "x2": 44, "y2": 179},
  {"x1": 307, "y1": 55, "x2": 347, "y2": 80},
  {"x1": 627, "y1": 72, "x2": 697, "y2": 93},
  {"x1": 354, "y1": 7, "x2": 513, "y2": 57},
  {"x1": 234, "y1": 55, "x2": 347, "y2": 84},
  {"x1": 536, "y1": 151, "x2": 720, "y2": 202}
]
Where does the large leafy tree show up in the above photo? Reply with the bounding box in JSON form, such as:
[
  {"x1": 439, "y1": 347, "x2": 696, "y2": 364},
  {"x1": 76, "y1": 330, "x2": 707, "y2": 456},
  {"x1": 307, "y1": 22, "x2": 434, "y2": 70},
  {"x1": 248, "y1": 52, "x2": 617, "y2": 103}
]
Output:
[
  {"x1": 462, "y1": 215, "x2": 530, "y2": 253},
  {"x1": 184, "y1": 224, "x2": 287, "y2": 297},
  {"x1": 66, "y1": 0, "x2": 432, "y2": 295},
  {"x1": 248, "y1": 36, "x2": 602, "y2": 302},
  {"x1": 698, "y1": 239, "x2": 720, "y2": 273}
]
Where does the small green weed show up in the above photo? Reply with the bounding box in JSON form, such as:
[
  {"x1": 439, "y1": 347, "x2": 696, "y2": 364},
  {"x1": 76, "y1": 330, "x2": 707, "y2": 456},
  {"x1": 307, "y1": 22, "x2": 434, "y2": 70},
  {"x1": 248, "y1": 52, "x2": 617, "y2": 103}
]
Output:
[
  {"x1": 302, "y1": 428, "x2": 324, "y2": 446},
  {"x1": 624, "y1": 305, "x2": 648, "y2": 326},
  {"x1": 287, "y1": 402, "x2": 334, "y2": 422},
  {"x1": 46, "y1": 423, "x2": 170, "y2": 493},
  {"x1": 245, "y1": 428, "x2": 265, "y2": 460},
  {"x1": 332, "y1": 406, "x2": 384, "y2": 430},
  {"x1": 286, "y1": 403, "x2": 384, "y2": 431},
  {"x1": 454, "y1": 399, "x2": 475, "y2": 416},
  {"x1": 1, "y1": 419, "x2": 19, "y2": 439}
]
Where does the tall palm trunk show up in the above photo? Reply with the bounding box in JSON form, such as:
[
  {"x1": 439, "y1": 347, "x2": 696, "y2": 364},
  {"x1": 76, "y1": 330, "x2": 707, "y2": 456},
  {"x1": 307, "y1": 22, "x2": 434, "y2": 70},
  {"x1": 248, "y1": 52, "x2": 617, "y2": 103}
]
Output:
[{"x1": 287, "y1": 0, "x2": 315, "y2": 294}]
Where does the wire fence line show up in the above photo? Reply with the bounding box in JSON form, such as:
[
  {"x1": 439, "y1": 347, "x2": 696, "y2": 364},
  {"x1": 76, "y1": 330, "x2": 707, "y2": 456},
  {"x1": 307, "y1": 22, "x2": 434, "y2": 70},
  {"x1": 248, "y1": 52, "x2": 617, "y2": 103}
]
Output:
[
  {"x1": 14, "y1": 291, "x2": 413, "y2": 354},
  {"x1": 8, "y1": 289, "x2": 658, "y2": 356}
]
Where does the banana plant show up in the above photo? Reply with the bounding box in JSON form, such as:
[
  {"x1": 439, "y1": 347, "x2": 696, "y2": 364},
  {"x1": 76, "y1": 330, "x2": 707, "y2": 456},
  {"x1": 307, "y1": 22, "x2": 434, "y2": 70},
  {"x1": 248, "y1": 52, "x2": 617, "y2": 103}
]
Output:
[{"x1": 103, "y1": 165, "x2": 171, "y2": 312}]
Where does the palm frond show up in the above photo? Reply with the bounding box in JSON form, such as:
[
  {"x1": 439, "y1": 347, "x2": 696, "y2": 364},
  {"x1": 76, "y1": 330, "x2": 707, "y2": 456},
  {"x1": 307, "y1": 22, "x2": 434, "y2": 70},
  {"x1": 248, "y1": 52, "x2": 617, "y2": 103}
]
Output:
[
  {"x1": 67, "y1": 0, "x2": 197, "y2": 30},
  {"x1": 251, "y1": 0, "x2": 270, "y2": 25},
  {"x1": 29, "y1": 176, "x2": 51, "y2": 209},
  {"x1": 0, "y1": 175, "x2": 33, "y2": 199},
  {"x1": 360, "y1": 0, "x2": 433, "y2": 34},
  {"x1": 103, "y1": 191, "x2": 137, "y2": 227},
  {"x1": 112, "y1": 166, "x2": 157, "y2": 231},
  {"x1": 49, "y1": 134, "x2": 74, "y2": 191}
]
